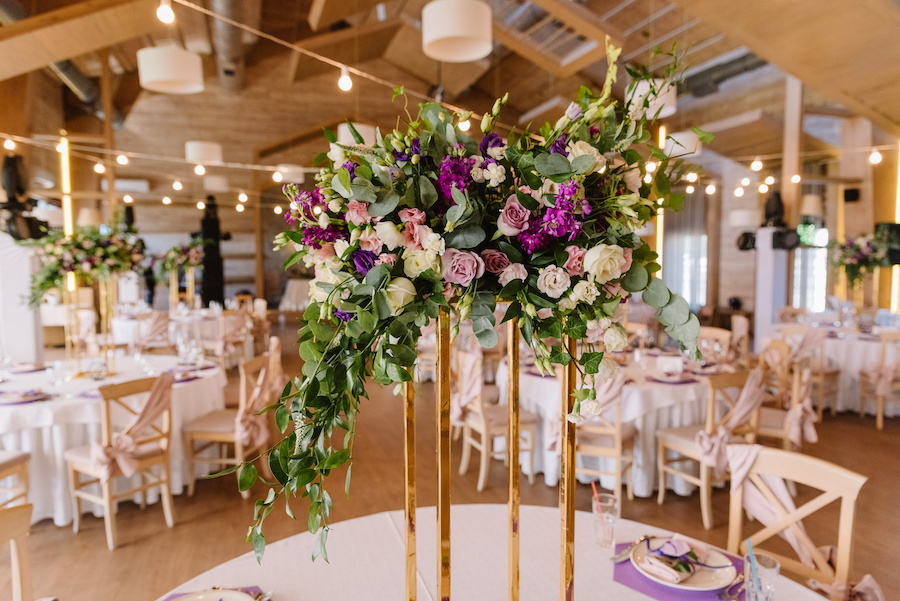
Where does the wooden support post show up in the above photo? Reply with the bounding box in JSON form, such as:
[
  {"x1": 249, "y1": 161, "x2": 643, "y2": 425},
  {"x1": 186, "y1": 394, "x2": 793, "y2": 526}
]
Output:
[
  {"x1": 781, "y1": 75, "x2": 803, "y2": 227},
  {"x1": 99, "y1": 48, "x2": 117, "y2": 218}
]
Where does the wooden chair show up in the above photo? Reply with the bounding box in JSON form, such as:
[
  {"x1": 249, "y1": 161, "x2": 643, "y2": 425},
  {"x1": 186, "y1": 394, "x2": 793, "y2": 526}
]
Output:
[
  {"x1": 656, "y1": 369, "x2": 758, "y2": 530},
  {"x1": 235, "y1": 294, "x2": 254, "y2": 311},
  {"x1": 203, "y1": 310, "x2": 250, "y2": 370},
  {"x1": 730, "y1": 314, "x2": 753, "y2": 368},
  {"x1": 0, "y1": 451, "x2": 30, "y2": 509},
  {"x1": 778, "y1": 305, "x2": 808, "y2": 323},
  {"x1": 727, "y1": 447, "x2": 867, "y2": 590},
  {"x1": 2, "y1": 503, "x2": 34, "y2": 601},
  {"x1": 779, "y1": 324, "x2": 840, "y2": 419},
  {"x1": 65, "y1": 375, "x2": 175, "y2": 550},
  {"x1": 624, "y1": 322, "x2": 650, "y2": 349},
  {"x1": 757, "y1": 341, "x2": 808, "y2": 450},
  {"x1": 183, "y1": 351, "x2": 272, "y2": 498},
  {"x1": 574, "y1": 378, "x2": 635, "y2": 515},
  {"x1": 456, "y1": 350, "x2": 539, "y2": 491},
  {"x1": 859, "y1": 330, "x2": 900, "y2": 430},
  {"x1": 698, "y1": 326, "x2": 732, "y2": 363}
]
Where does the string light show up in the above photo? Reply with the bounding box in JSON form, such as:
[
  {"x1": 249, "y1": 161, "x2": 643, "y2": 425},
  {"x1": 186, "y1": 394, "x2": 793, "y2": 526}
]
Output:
[
  {"x1": 274, "y1": 206, "x2": 283, "y2": 215},
  {"x1": 658, "y1": 125, "x2": 666, "y2": 147},
  {"x1": 162, "y1": 196, "x2": 172, "y2": 205},
  {"x1": 194, "y1": 164, "x2": 205, "y2": 175},
  {"x1": 116, "y1": 154, "x2": 128, "y2": 165},
  {"x1": 645, "y1": 161, "x2": 657, "y2": 173},
  {"x1": 705, "y1": 183, "x2": 716, "y2": 195},
  {"x1": 272, "y1": 171, "x2": 283, "y2": 183},
  {"x1": 750, "y1": 157, "x2": 763, "y2": 171},
  {"x1": 3, "y1": 138, "x2": 15, "y2": 150},
  {"x1": 686, "y1": 185, "x2": 695, "y2": 194},
  {"x1": 197, "y1": 200, "x2": 206, "y2": 210},
  {"x1": 173, "y1": 180, "x2": 183, "y2": 191},
  {"x1": 123, "y1": 194, "x2": 133, "y2": 204},
  {"x1": 764, "y1": 176, "x2": 775, "y2": 185},
  {"x1": 93, "y1": 162, "x2": 105, "y2": 174},
  {"x1": 236, "y1": 203, "x2": 245, "y2": 213},
  {"x1": 685, "y1": 172, "x2": 698, "y2": 183},
  {"x1": 741, "y1": 177, "x2": 750, "y2": 186},
  {"x1": 759, "y1": 183, "x2": 769, "y2": 193},
  {"x1": 791, "y1": 174, "x2": 801, "y2": 184},
  {"x1": 156, "y1": 0, "x2": 175, "y2": 23},
  {"x1": 734, "y1": 187, "x2": 744, "y2": 197},
  {"x1": 643, "y1": 173, "x2": 652, "y2": 184},
  {"x1": 870, "y1": 147, "x2": 883, "y2": 164},
  {"x1": 238, "y1": 191, "x2": 248, "y2": 202},
  {"x1": 458, "y1": 120, "x2": 470, "y2": 132},
  {"x1": 338, "y1": 66, "x2": 353, "y2": 92}
]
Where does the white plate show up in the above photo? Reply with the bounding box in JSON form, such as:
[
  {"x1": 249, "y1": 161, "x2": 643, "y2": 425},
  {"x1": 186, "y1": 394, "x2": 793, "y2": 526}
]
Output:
[
  {"x1": 630, "y1": 537, "x2": 737, "y2": 591},
  {"x1": 172, "y1": 590, "x2": 255, "y2": 601}
]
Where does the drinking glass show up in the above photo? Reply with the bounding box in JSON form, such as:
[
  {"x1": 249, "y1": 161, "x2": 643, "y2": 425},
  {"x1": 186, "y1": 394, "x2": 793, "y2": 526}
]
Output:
[
  {"x1": 744, "y1": 552, "x2": 779, "y2": 601},
  {"x1": 591, "y1": 492, "x2": 618, "y2": 548},
  {"x1": 47, "y1": 360, "x2": 65, "y2": 386}
]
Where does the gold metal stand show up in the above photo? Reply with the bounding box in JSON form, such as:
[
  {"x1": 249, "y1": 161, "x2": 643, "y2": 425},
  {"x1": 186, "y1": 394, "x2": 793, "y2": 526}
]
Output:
[
  {"x1": 186, "y1": 266, "x2": 196, "y2": 309},
  {"x1": 403, "y1": 379, "x2": 417, "y2": 601},
  {"x1": 560, "y1": 335, "x2": 577, "y2": 601},
  {"x1": 98, "y1": 276, "x2": 116, "y2": 375},
  {"x1": 435, "y1": 307, "x2": 452, "y2": 600},
  {"x1": 169, "y1": 270, "x2": 179, "y2": 311},
  {"x1": 507, "y1": 317, "x2": 520, "y2": 601},
  {"x1": 62, "y1": 276, "x2": 82, "y2": 376}
]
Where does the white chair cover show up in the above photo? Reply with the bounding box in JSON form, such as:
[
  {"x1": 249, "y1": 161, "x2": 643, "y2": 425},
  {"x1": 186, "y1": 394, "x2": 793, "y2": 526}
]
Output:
[{"x1": 89, "y1": 372, "x2": 175, "y2": 483}]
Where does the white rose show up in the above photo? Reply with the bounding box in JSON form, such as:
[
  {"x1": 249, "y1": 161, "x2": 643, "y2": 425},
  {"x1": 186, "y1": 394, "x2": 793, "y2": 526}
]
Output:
[
  {"x1": 420, "y1": 229, "x2": 446, "y2": 255},
  {"x1": 571, "y1": 280, "x2": 599, "y2": 305},
  {"x1": 334, "y1": 240, "x2": 350, "y2": 260},
  {"x1": 309, "y1": 281, "x2": 330, "y2": 303},
  {"x1": 584, "y1": 244, "x2": 626, "y2": 284},
  {"x1": 567, "y1": 140, "x2": 600, "y2": 172},
  {"x1": 374, "y1": 221, "x2": 405, "y2": 250},
  {"x1": 580, "y1": 397, "x2": 602, "y2": 417},
  {"x1": 597, "y1": 317, "x2": 613, "y2": 330},
  {"x1": 402, "y1": 249, "x2": 441, "y2": 278},
  {"x1": 385, "y1": 277, "x2": 417, "y2": 315},
  {"x1": 487, "y1": 145, "x2": 507, "y2": 161},
  {"x1": 536, "y1": 265, "x2": 571, "y2": 299},
  {"x1": 596, "y1": 356, "x2": 620, "y2": 380},
  {"x1": 327, "y1": 143, "x2": 346, "y2": 165},
  {"x1": 603, "y1": 325, "x2": 628, "y2": 352},
  {"x1": 328, "y1": 199, "x2": 343, "y2": 212},
  {"x1": 484, "y1": 162, "x2": 506, "y2": 187},
  {"x1": 559, "y1": 298, "x2": 577, "y2": 311}
]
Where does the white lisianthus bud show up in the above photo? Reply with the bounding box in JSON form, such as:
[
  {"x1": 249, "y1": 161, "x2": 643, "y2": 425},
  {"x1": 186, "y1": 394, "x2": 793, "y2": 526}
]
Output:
[
  {"x1": 318, "y1": 212, "x2": 330, "y2": 229},
  {"x1": 566, "y1": 411, "x2": 586, "y2": 425},
  {"x1": 334, "y1": 240, "x2": 350, "y2": 260},
  {"x1": 328, "y1": 199, "x2": 343, "y2": 212},
  {"x1": 524, "y1": 303, "x2": 538, "y2": 318},
  {"x1": 580, "y1": 397, "x2": 602, "y2": 417},
  {"x1": 350, "y1": 228, "x2": 361, "y2": 244},
  {"x1": 480, "y1": 113, "x2": 492, "y2": 133}
]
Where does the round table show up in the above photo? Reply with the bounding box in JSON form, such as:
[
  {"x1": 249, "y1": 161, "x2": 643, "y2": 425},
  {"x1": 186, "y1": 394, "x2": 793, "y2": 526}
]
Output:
[
  {"x1": 0, "y1": 355, "x2": 226, "y2": 525},
  {"x1": 156, "y1": 504, "x2": 822, "y2": 601}
]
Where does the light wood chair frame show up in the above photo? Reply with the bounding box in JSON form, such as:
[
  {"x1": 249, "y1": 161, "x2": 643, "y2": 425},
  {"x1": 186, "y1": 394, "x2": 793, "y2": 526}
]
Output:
[
  {"x1": 0, "y1": 452, "x2": 30, "y2": 509},
  {"x1": 203, "y1": 310, "x2": 250, "y2": 370},
  {"x1": 2, "y1": 503, "x2": 34, "y2": 601},
  {"x1": 184, "y1": 352, "x2": 270, "y2": 498},
  {"x1": 657, "y1": 370, "x2": 756, "y2": 530},
  {"x1": 727, "y1": 447, "x2": 867, "y2": 588},
  {"x1": 757, "y1": 343, "x2": 807, "y2": 450},
  {"x1": 698, "y1": 326, "x2": 733, "y2": 362},
  {"x1": 730, "y1": 315, "x2": 753, "y2": 369},
  {"x1": 859, "y1": 330, "x2": 900, "y2": 430},
  {"x1": 575, "y1": 401, "x2": 634, "y2": 515},
  {"x1": 624, "y1": 322, "x2": 650, "y2": 349},
  {"x1": 779, "y1": 324, "x2": 840, "y2": 419},
  {"x1": 67, "y1": 377, "x2": 174, "y2": 550}
]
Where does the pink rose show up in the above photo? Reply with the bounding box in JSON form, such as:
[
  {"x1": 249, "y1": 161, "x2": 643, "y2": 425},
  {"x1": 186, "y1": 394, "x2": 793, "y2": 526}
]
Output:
[
  {"x1": 537, "y1": 308, "x2": 553, "y2": 319},
  {"x1": 399, "y1": 208, "x2": 426, "y2": 225},
  {"x1": 586, "y1": 326, "x2": 604, "y2": 343},
  {"x1": 403, "y1": 222, "x2": 425, "y2": 250},
  {"x1": 376, "y1": 253, "x2": 397, "y2": 266},
  {"x1": 498, "y1": 263, "x2": 527, "y2": 286},
  {"x1": 441, "y1": 249, "x2": 485, "y2": 286},
  {"x1": 621, "y1": 247, "x2": 633, "y2": 273},
  {"x1": 345, "y1": 200, "x2": 371, "y2": 226},
  {"x1": 442, "y1": 282, "x2": 455, "y2": 301},
  {"x1": 604, "y1": 282, "x2": 623, "y2": 297},
  {"x1": 480, "y1": 249, "x2": 510, "y2": 275},
  {"x1": 536, "y1": 265, "x2": 571, "y2": 298},
  {"x1": 317, "y1": 243, "x2": 335, "y2": 260},
  {"x1": 497, "y1": 195, "x2": 530, "y2": 236},
  {"x1": 358, "y1": 229, "x2": 382, "y2": 252},
  {"x1": 563, "y1": 245, "x2": 586, "y2": 277}
]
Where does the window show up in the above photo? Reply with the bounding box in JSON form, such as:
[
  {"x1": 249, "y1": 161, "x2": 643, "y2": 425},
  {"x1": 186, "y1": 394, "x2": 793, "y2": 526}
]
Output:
[
  {"x1": 662, "y1": 189, "x2": 708, "y2": 312},
  {"x1": 792, "y1": 228, "x2": 829, "y2": 312}
]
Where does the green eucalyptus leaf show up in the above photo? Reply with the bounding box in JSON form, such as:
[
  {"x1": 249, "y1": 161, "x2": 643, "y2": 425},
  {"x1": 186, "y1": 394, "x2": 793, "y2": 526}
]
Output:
[
  {"x1": 642, "y1": 277, "x2": 670, "y2": 308},
  {"x1": 534, "y1": 152, "x2": 572, "y2": 177},
  {"x1": 657, "y1": 294, "x2": 691, "y2": 326},
  {"x1": 368, "y1": 191, "x2": 400, "y2": 217},
  {"x1": 621, "y1": 263, "x2": 649, "y2": 292},
  {"x1": 444, "y1": 225, "x2": 485, "y2": 248},
  {"x1": 419, "y1": 175, "x2": 438, "y2": 208}
]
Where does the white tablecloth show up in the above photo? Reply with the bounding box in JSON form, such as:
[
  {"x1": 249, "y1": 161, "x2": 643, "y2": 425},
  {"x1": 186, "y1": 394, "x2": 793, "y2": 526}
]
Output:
[
  {"x1": 278, "y1": 279, "x2": 311, "y2": 312},
  {"x1": 497, "y1": 355, "x2": 709, "y2": 497},
  {"x1": 0, "y1": 355, "x2": 226, "y2": 525},
  {"x1": 156, "y1": 504, "x2": 820, "y2": 601},
  {"x1": 113, "y1": 313, "x2": 253, "y2": 365}
]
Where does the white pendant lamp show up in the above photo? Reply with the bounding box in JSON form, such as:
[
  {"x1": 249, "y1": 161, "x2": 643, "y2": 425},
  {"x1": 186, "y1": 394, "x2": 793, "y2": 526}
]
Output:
[
  {"x1": 800, "y1": 194, "x2": 824, "y2": 218},
  {"x1": 137, "y1": 45, "x2": 204, "y2": 94},
  {"x1": 629, "y1": 78, "x2": 677, "y2": 119},
  {"x1": 663, "y1": 130, "x2": 701, "y2": 157},
  {"x1": 185, "y1": 141, "x2": 223, "y2": 164},
  {"x1": 337, "y1": 123, "x2": 377, "y2": 146},
  {"x1": 203, "y1": 175, "x2": 229, "y2": 193},
  {"x1": 422, "y1": 0, "x2": 492, "y2": 63}
]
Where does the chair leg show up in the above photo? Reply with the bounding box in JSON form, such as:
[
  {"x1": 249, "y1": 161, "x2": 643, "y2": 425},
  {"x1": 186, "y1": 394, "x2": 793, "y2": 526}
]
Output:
[
  {"x1": 626, "y1": 461, "x2": 634, "y2": 501},
  {"x1": 525, "y1": 426, "x2": 535, "y2": 485},
  {"x1": 160, "y1": 461, "x2": 175, "y2": 528},
  {"x1": 68, "y1": 464, "x2": 82, "y2": 534},
  {"x1": 458, "y1": 427, "x2": 472, "y2": 475},
  {"x1": 184, "y1": 434, "x2": 197, "y2": 497},
  {"x1": 476, "y1": 432, "x2": 490, "y2": 492},
  {"x1": 656, "y1": 441, "x2": 667, "y2": 505},
  {"x1": 877, "y1": 396, "x2": 885, "y2": 431},
  {"x1": 700, "y1": 465, "x2": 713, "y2": 530},
  {"x1": 101, "y1": 480, "x2": 117, "y2": 551},
  {"x1": 138, "y1": 472, "x2": 147, "y2": 510},
  {"x1": 860, "y1": 381, "x2": 867, "y2": 418}
]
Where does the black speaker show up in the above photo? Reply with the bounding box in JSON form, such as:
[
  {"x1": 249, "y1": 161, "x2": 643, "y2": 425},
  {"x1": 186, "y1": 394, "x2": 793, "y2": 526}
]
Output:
[
  {"x1": 200, "y1": 195, "x2": 225, "y2": 305},
  {"x1": 876, "y1": 222, "x2": 900, "y2": 265},
  {"x1": 123, "y1": 205, "x2": 135, "y2": 227},
  {"x1": 844, "y1": 188, "x2": 860, "y2": 203},
  {"x1": 736, "y1": 231, "x2": 756, "y2": 251},
  {"x1": 772, "y1": 229, "x2": 801, "y2": 250}
]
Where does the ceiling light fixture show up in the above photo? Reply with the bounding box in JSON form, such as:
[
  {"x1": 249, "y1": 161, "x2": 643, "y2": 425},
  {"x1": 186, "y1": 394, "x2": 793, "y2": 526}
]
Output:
[
  {"x1": 685, "y1": 172, "x2": 698, "y2": 183},
  {"x1": 759, "y1": 183, "x2": 769, "y2": 193},
  {"x1": 274, "y1": 206, "x2": 283, "y2": 215},
  {"x1": 93, "y1": 162, "x2": 106, "y2": 174},
  {"x1": 137, "y1": 45, "x2": 204, "y2": 95},
  {"x1": 734, "y1": 187, "x2": 744, "y2": 197},
  {"x1": 116, "y1": 154, "x2": 128, "y2": 165},
  {"x1": 162, "y1": 196, "x2": 172, "y2": 205},
  {"x1": 338, "y1": 66, "x2": 353, "y2": 92},
  {"x1": 764, "y1": 175, "x2": 775, "y2": 185},
  {"x1": 197, "y1": 200, "x2": 206, "y2": 210},
  {"x1": 643, "y1": 173, "x2": 652, "y2": 184},
  {"x1": 791, "y1": 174, "x2": 801, "y2": 184},
  {"x1": 458, "y1": 119, "x2": 471, "y2": 132},
  {"x1": 236, "y1": 204, "x2": 245, "y2": 213},
  {"x1": 173, "y1": 180, "x2": 183, "y2": 190},
  {"x1": 686, "y1": 185, "x2": 695, "y2": 194},
  {"x1": 123, "y1": 195, "x2": 133, "y2": 204},
  {"x1": 705, "y1": 184, "x2": 716, "y2": 195},
  {"x1": 194, "y1": 164, "x2": 206, "y2": 175},
  {"x1": 870, "y1": 147, "x2": 883, "y2": 164},
  {"x1": 156, "y1": 0, "x2": 175, "y2": 23},
  {"x1": 272, "y1": 171, "x2": 283, "y2": 183},
  {"x1": 645, "y1": 161, "x2": 657, "y2": 173},
  {"x1": 750, "y1": 157, "x2": 763, "y2": 171},
  {"x1": 239, "y1": 192, "x2": 248, "y2": 202},
  {"x1": 741, "y1": 177, "x2": 751, "y2": 186},
  {"x1": 422, "y1": 0, "x2": 493, "y2": 63},
  {"x1": 3, "y1": 138, "x2": 15, "y2": 150}
]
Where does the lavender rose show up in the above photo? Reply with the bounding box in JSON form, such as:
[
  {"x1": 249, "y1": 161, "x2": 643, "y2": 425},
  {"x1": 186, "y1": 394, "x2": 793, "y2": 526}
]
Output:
[
  {"x1": 480, "y1": 249, "x2": 510, "y2": 275},
  {"x1": 497, "y1": 195, "x2": 530, "y2": 236},
  {"x1": 441, "y1": 249, "x2": 485, "y2": 286},
  {"x1": 536, "y1": 265, "x2": 571, "y2": 298}
]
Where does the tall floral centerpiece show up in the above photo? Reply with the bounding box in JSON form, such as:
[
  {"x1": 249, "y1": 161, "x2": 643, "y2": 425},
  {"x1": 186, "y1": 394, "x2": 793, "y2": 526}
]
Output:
[
  {"x1": 830, "y1": 233, "x2": 885, "y2": 307},
  {"x1": 159, "y1": 240, "x2": 204, "y2": 310},
  {"x1": 246, "y1": 43, "x2": 708, "y2": 558}
]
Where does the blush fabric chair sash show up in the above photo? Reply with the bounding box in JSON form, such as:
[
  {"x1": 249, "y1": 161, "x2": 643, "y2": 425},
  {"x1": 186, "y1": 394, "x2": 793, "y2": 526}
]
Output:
[
  {"x1": 266, "y1": 336, "x2": 288, "y2": 397},
  {"x1": 809, "y1": 572, "x2": 886, "y2": 601},
  {"x1": 547, "y1": 373, "x2": 628, "y2": 452},
  {"x1": 235, "y1": 360, "x2": 272, "y2": 449},
  {"x1": 217, "y1": 311, "x2": 248, "y2": 356},
  {"x1": 695, "y1": 367, "x2": 765, "y2": 478},
  {"x1": 790, "y1": 328, "x2": 828, "y2": 362},
  {"x1": 785, "y1": 368, "x2": 818, "y2": 447},
  {"x1": 863, "y1": 360, "x2": 900, "y2": 397},
  {"x1": 90, "y1": 373, "x2": 175, "y2": 483},
  {"x1": 134, "y1": 311, "x2": 169, "y2": 352}
]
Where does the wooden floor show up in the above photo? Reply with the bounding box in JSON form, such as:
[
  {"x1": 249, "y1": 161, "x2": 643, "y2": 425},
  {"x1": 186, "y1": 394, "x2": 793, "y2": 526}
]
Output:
[{"x1": 3, "y1": 322, "x2": 898, "y2": 600}]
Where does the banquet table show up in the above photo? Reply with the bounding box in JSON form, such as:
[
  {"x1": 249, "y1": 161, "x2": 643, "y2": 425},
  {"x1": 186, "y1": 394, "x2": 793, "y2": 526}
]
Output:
[
  {"x1": 0, "y1": 355, "x2": 226, "y2": 525},
  {"x1": 112, "y1": 312, "x2": 253, "y2": 364},
  {"x1": 156, "y1": 504, "x2": 822, "y2": 601},
  {"x1": 496, "y1": 353, "x2": 710, "y2": 497}
]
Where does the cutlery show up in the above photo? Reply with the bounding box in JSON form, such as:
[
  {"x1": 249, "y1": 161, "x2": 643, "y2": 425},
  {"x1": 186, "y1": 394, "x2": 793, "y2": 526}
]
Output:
[
  {"x1": 719, "y1": 581, "x2": 745, "y2": 601},
  {"x1": 610, "y1": 534, "x2": 652, "y2": 563},
  {"x1": 717, "y1": 574, "x2": 745, "y2": 601}
]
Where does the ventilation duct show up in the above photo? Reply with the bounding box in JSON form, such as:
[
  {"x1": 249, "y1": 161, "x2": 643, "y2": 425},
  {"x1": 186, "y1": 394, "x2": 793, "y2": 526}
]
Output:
[
  {"x1": 210, "y1": 0, "x2": 245, "y2": 93},
  {"x1": 679, "y1": 53, "x2": 768, "y2": 97}
]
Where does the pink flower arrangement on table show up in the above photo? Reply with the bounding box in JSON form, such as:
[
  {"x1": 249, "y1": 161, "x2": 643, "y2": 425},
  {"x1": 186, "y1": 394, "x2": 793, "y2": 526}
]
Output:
[
  {"x1": 253, "y1": 42, "x2": 710, "y2": 559},
  {"x1": 829, "y1": 233, "x2": 886, "y2": 287}
]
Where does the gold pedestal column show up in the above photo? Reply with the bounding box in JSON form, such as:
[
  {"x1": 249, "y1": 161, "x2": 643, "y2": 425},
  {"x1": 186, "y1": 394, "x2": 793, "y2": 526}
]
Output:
[
  {"x1": 169, "y1": 270, "x2": 179, "y2": 311},
  {"x1": 62, "y1": 273, "x2": 82, "y2": 376},
  {"x1": 560, "y1": 335, "x2": 577, "y2": 601},
  {"x1": 98, "y1": 276, "x2": 116, "y2": 374},
  {"x1": 186, "y1": 267, "x2": 196, "y2": 309},
  {"x1": 507, "y1": 317, "x2": 520, "y2": 601},
  {"x1": 403, "y1": 379, "x2": 417, "y2": 601},
  {"x1": 435, "y1": 307, "x2": 451, "y2": 600}
]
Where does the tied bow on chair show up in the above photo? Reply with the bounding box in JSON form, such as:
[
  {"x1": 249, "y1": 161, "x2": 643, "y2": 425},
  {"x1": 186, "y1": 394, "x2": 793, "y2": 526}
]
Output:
[
  {"x1": 790, "y1": 328, "x2": 828, "y2": 362},
  {"x1": 863, "y1": 361, "x2": 900, "y2": 397},
  {"x1": 217, "y1": 311, "x2": 248, "y2": 357},
  {"x1": 235, "y1": 361, "x2": 271, "y2": 449},
  {"x1": 696, "y1": 367, "x2": 765, "y2": 478},
  {"x1": 785, "y1": 368, "x2": 818, "y2": 447},
  {"x1": 134, "y1": 312, "x2": 169, "y2": 352},
  {"x1": 809, "y1": 573, "x2": 886, "y2": 601}
]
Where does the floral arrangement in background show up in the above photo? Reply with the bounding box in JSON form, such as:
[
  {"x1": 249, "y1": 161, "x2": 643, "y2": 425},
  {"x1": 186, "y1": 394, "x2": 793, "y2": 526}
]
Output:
[
  {"x1": 247, "y1": 41, "x2": 709, "y2": 560},
  {"x1": 829, "y1": 233, "x2": 886, "y2": 287},
  {"x1": 22, "y1": 221, "x2": 145, "y2": 307},
  {"x1": 158, "y1": 239, "x2": 205, "y2": 277}
]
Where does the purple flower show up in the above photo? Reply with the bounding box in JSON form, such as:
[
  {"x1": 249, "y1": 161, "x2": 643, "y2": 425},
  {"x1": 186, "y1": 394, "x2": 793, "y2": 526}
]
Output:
[
  {"x1": 410, "y1": 138, "x2": 421, "y2": 156},
  {"x1": 517, "y1": 219, "x2": 551, "y2": 254},
  {"x1": 437, "y1": 155, "x2": 474, "y2": 200},
  {"x1": 392, "y1": 149, "x2": 409, "y2": 162},
  {"x1": 550, "y1": 133, "x2": 568, "y2": 155},
  {"x1": 479, "y1": 133, "x2": 503, "y2": 157},
  {"x1": 341, "y1": 162, "x2": 358, "y2": 181},
  {"x1": 333, "y1": 308, "x2": 353, "y2": 322},
  {"x1": 301, "y1": 226, "x2": 348, "y2": 250},
  {"x1": 541, "y1": 207, "x2": 581, "y2": 240},
  {"x1": 351, "y1": 249, "x2": 377, "y2": 275},
  {"x1": 589, "y1": 126, "x2": 600, "y2": 137},
  {"x1": 565, "y1": 102, "x2": 582, "y2": 120}
]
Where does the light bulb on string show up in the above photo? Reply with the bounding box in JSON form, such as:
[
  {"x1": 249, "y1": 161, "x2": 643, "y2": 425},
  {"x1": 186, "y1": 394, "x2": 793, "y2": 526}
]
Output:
[
  {"x1": 197, "y1": 200, "x2": 206, "y2": 210},
  {"x1": 686, "y1": 185, "x2": 695, "y2": 194},
  {"x1": 458, "y1": 119, "x2": 470, "y2": 132},
  {"x1": 685, "y1": 172, "x2": 698, "y2": 183},
  {"x1": 156, "y1": 0, "x2": 175, "y2": 23},
  {"x1": 3, "y1": 138, "x2": 15, "y2": 150},
  {"x1": 238, "y1": 192, "x2": 248, "y2": 202},
  {"x1": 173, "y1": 180, "x2": 183, "y2": 191},
  {"x1": 643, "y1": 173, "x2": 652, "y2": 184},
  {"x1": 750, "y1": 157, "x2": 763, "y2": 171},
  {"x1": 274, "y1": 206, "x2": 283, "y2": 215},
  {"x1": 705, "y1": 183, "x2": 716, "y2": 195},
  {"x1": 759, "y1": 183, "x2": 769, "y2": 193},
  {"x1": 93, "y1": 162, "x2": 105, "y2": 174},
  {"x1": 272, "y1": 171, "x2": 283, "y2": 183},
  {"x1": 869, "y1": 147, "x2": 883, "y2": 164},
  {"x1": 162, "y1": 196, "x2": 172, "y2": 205},
  {"x1": 734, "y1": 187, "x2": 744, "y2": 198},
  {"x1": 194, "y1": 164, "x2": 205, "y2": 175},
  {"x1": 236, "y1": 204, "x2": 245, "y2": 213},
  {"x1": 645, "y1": 161, "x2": 657, "y2": 173},
  {"x1": 116, "y1": 154, "x2": 128, "y2": 165},
  {"x1": 338, "y1": 66, "x2": 353, "y2": 92},
  {"x1": 123, "y1": 195, "x2": 133, "y2": 204},
  {"x1": 741, "y1": 177, "x2": 750, "y2": 186},
  {"x1": 791, "y1": 174, "x2": 801, "y2": 184},
  {"x1": 764, "y1": 175, "x2": 775, "y2": 185}
]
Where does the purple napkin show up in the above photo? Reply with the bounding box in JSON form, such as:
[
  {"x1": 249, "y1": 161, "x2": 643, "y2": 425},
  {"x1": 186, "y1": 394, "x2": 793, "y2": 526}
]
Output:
[
  {"x1": 162, "y1": 585, "x2": 263, "y2": 601},
  {"x1": 649, "y1": 376, "x2": 698, "y2": 385},
  {"x1": 613, "y1": 542, "x2": 744, "y2": 600},
  {"x1": 174, "y1": 375, "x2": 200, "y2": 385}
]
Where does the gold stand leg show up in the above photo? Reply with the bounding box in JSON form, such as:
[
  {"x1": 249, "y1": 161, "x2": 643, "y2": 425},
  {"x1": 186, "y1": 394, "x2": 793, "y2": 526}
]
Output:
[
  {"x1": 507, "y1": 317, "x2": 520, "y2": 601},
  {"x1": 170, "y1": 270, "x2": 179, "y2": 311},
  {"x1": 403, "y1": 380, "x2": 417, "y2": 601},
  {"x1": 436, "y1": 307, "x2": 451, "y2": 601},
  {"x1": 560, "y1": 335, "x2": 577, "y2": 601}
]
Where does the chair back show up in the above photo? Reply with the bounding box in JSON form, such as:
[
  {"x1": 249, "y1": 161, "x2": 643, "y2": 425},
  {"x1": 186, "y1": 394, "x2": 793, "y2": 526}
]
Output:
[
  {"x1": 703, "y1": 369, "x2": 759, "y2": 436},
  {"x1": 698, "y1": 326, "x2": 732, "y2": 362},
  {"x1": 253, "y1": 298, "x2": 268, "y2": 319},
  {"x1": 876, "y1": 331, "x2": 900, "y2": 369},
  {"x1": 576, "y1": 373, "x2": 628, "y2": 454},
  {"x1": 239, "y1": 352, "x2": 271, "y2": 413},
  {"x1": 235, "y1": 294, "x2": 254, "y2": 310},
  {"x1": 727, "y1": 446, "x2": 867, "y2": 587},
  {"x1": 266, "y1": 336, "x2": 287, "y2": 397},
  {"x1": 778, "y1": 305, "x2": 807, "y2": 323},
  {"x1": 760, "y1": 339, "x2": 795, "y2": 407},
  {"x1": 98, "y1": 375, "x2": 174, "y2": 451},
  {"x1": 1, "y1": 503, "x2": 33, "y2": 601},
  {"x1": 624, "y1": 322, "x2": 650, "y2": 349},
  {"x1": 451, "y1": 350, "x2": 487, "y2": 426},
  {"x1": 730, "y1": 315, "x2": 750, "y2": 366},
  {"x1": 135, "y1": 311, "x2": 170, "y2": 350}
]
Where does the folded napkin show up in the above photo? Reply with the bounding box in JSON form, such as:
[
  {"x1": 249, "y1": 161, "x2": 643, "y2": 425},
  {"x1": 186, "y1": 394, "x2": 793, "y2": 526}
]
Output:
[
  {"x1": 7, "y1": 363, "x2": 45, "y2": 374},
  {"x1": 0, "y1": 390, "x2": 52, "y2": 405},
  {"x1": 162, "y1": 586, "x2": 264, "y2": 601},
  {"x1": 638, "y1": 535, "x2": 710, "y2": 584}
]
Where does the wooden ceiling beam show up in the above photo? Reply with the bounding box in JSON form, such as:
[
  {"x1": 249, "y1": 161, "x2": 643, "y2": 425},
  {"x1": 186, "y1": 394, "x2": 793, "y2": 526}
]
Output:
[
  {"x1": 492, "y1": 26, "x2": 572, "y2": 78},
  {"x1": 287, "y1": 19, "x2": 402, "y2": 82},
  {"x1": 527, "y1": 0, "x2": 625, "y2": 46},
  {"x1": 254, "y1": 117, "x2": 352, "y2": 160},
  {"x1": 0, "y1": 0, "x2": 159, "y2": 82}
]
